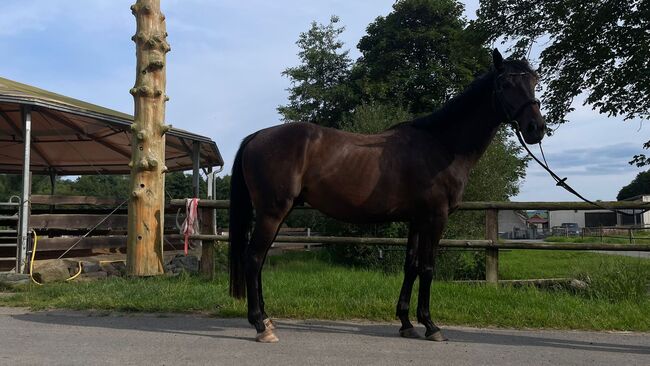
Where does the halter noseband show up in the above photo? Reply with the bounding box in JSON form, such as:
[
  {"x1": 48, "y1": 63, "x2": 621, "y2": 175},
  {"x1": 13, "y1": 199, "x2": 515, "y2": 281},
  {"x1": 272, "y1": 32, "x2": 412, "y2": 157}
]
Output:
[{"x1": 493, "y1": 71, "x2": 541, "y2": 124}]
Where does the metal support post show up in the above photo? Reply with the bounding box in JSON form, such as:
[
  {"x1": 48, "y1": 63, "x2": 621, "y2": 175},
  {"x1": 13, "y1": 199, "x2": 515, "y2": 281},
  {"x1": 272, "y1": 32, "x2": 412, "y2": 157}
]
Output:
[
  {"x1": 17, "y1": 106, "x2": 32, "y2": 273},
  {"x1": 192, "y1": 141, "x2": 201, "y2": 198}
]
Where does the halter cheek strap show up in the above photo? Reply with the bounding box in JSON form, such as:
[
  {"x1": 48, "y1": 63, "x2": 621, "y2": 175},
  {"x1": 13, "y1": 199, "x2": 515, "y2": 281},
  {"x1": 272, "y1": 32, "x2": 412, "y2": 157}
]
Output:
[{"x1": 493, "y1": 72, "x2": 540, "y2": 123}]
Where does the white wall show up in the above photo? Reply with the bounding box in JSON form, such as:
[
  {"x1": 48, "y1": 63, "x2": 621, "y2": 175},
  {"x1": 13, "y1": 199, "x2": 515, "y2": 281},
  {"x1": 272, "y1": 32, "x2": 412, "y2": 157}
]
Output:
[{"x1": 549, "y1": 210, "x2": 585, "y2": 228}]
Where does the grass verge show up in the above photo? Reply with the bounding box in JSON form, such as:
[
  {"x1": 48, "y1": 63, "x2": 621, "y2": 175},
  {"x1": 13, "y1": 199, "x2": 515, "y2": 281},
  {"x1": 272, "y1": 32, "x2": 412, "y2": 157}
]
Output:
[{"x1": 1, "y1": 251, "x2": 648, "y2": 331}]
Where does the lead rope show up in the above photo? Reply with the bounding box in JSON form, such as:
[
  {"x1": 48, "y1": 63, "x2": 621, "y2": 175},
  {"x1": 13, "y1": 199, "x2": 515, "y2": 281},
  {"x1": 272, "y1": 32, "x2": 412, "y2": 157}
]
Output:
[{"x1": 512, "y1": 126, "x2": 650, "y2": 216}]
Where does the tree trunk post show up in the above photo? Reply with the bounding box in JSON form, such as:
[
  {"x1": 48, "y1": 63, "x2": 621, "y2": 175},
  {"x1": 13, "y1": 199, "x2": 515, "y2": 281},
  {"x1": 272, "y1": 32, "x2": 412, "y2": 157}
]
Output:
[
  {"x1": 485, "y1": 209, "x2": 499, "y2": 284},
  {"x1": 126, "y1": 0, "x2": 171, "y2": 276}
]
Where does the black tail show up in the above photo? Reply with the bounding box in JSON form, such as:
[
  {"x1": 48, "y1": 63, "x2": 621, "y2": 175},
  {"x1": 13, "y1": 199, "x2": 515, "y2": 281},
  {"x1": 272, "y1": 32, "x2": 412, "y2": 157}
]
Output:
[{"x1": 229, "y1": 136, "x2": 255, "y2": 299}]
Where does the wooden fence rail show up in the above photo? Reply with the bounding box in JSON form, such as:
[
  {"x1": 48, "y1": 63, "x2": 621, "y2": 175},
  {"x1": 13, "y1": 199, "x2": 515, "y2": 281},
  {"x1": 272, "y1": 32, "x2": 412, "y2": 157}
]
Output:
[
  {"x1": 169, "y1": 199, "x2": 650, "y2": 282},
  {"x1": 169, "y1": 199, "x2": 650, "y2": 211}
]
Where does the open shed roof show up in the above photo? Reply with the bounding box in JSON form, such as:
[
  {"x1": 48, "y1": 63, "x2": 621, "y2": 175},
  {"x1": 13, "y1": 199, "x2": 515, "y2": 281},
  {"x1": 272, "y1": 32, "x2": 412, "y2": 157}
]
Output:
[{"x1": 0, "y1": 76, "x2": 223, "y2": 175}]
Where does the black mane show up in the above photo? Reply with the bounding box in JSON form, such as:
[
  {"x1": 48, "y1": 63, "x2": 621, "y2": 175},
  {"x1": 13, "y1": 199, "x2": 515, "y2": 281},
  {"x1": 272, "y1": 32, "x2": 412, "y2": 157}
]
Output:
[
  {"x1": 392, "y1": 59, "x2": 535, "y2": 132},
  {"x1": 406, "y1": 70, "x2": 497, "y2": 131}
]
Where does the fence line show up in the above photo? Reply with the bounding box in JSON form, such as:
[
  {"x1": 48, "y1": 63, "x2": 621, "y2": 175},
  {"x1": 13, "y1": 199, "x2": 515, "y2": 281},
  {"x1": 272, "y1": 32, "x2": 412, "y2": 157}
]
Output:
[
  {"x1": 169, "y1": 199, "x2": 650, "y2": 211},
  {"x1": 168, "y1": 234, "x2": 650, "y2": 251},
  {"x1": 168, "y1": 199, "x2": 650, "y2": 282}
]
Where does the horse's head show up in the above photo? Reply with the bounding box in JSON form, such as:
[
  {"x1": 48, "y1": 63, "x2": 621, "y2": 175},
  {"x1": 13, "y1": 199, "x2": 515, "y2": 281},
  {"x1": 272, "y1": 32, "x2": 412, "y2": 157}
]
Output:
[{"x1": 492, "y1": 49, "x2": 545, "y2": 144}]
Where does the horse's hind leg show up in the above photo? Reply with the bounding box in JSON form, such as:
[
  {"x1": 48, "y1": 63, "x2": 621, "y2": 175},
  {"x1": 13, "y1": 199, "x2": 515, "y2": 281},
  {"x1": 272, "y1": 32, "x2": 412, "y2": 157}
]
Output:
[
  {"x1": 259, "y1": 269, "x2": 275, "y2": 330},
  {"x1": 396, "y1": 224, "x2": 420, "y2": 338},
  {"x1": 245, "y1": 210, "x2": 288, "y2": 343}
]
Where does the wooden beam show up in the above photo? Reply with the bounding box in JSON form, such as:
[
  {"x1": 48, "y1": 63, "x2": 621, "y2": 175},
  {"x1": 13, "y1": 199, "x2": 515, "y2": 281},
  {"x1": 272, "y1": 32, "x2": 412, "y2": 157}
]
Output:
[
  {"x1": 31, "y1": 195, "x2": 124, "y2": 206},
  {"x1": 36, "y1": 236, "x2": 128, "y2": 251},
  {"x1": 166, "y1": 234, "x2": 650, "y2": 251},
  {"x1": 168, "y1": 199, "x2": 650, "y2": 211},
  {"x1": 485, "y1": 209, "x2": 499, "y2": 284},
  {"x1": 29, "y1": 213, "x2": 179, "y2": 230},
  {"x1": 30, "y1": 214, "x2": 128, "y2": 230}
]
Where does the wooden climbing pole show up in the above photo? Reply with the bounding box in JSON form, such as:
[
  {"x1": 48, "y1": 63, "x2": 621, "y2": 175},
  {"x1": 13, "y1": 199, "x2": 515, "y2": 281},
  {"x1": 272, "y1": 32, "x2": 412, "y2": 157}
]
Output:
[{"x1": 126, "y1": 0, "x2": 171, "y2": 276}]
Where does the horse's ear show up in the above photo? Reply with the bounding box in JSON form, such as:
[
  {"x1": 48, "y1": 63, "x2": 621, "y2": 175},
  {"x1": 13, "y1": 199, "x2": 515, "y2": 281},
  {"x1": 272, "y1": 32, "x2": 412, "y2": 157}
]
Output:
[{"x1": 492, "y1": 48, "x2": 504, "y2": 71}]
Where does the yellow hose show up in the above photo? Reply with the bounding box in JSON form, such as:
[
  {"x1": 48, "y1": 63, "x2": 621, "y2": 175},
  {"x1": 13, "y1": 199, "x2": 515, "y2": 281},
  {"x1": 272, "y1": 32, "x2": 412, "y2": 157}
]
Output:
[
  {"x1": 29, "y1": 230, "x2": 83, "y2": 285},
  {"x1": 66, "y1": 261, "x2": 83, "y2": 281},
  {"x1": 29, "y1": 230, "x2": 42, "y2": 286}
]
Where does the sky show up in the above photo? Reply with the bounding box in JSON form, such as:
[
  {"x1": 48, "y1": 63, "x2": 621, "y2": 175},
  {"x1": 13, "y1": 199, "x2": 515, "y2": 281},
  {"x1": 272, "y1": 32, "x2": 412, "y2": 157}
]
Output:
[{"x1": 0, "y1": 0, "x2": 646, "y2": 202}]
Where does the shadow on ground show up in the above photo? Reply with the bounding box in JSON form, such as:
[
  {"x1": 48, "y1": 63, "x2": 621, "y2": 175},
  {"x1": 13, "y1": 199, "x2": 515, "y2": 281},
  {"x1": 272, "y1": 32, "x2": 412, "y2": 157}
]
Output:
[{"x1": 12, "y1": 310, "x2": 650, "y2": 355}]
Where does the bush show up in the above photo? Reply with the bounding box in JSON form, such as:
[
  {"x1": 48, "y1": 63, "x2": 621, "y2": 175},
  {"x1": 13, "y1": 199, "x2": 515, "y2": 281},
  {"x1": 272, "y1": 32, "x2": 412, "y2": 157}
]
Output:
[
  {"x1": 435, "y1": 249, "x2": 486, "y2": 280},
  {"x1": 285, "y1": 207, "x2": 488, "y2": 279}
]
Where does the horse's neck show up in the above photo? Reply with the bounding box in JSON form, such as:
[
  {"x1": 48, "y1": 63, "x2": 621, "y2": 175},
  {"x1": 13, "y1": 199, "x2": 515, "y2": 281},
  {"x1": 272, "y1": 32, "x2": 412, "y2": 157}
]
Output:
[{"x1": 437, "y1": 77, "x2": 502, "y2": 166}]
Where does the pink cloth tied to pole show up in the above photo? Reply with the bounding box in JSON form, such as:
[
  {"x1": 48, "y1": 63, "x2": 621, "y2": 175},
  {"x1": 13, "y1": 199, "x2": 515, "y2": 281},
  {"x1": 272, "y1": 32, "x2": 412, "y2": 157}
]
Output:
[{"x1": 182, "y1": 198, "x2": 200, "y2": 255}]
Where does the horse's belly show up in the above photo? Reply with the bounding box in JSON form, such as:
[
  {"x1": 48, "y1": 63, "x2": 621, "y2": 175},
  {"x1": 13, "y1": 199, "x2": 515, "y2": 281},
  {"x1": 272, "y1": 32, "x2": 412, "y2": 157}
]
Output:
[{"x1": 301, "y1": 180, "x2": 411, "y2": 223}]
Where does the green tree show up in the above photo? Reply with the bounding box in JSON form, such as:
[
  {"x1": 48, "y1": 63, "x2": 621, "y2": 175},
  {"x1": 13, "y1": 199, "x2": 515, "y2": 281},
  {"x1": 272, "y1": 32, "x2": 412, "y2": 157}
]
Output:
[
  {"x1": 71, "y1": 175, "x2": 129, "y2": 199},
  {"x1": 354, "y1": 0, "x2": 491, "y2": 114},
  {"x1": 617, "y1": 170, "x2": 650, "y2": 201},
  {"x1": 476, "y1": 0, "x2": 650, "y2": 165},
  {"x1": 165, "y1": 172, "x2": 197, "y2": 200},
  {"x1": 340, "y1": 102, "x2": 411, "y2": 134},
  {"x1": 277, "y1": 16, "x2": 356, "y2": 128}
]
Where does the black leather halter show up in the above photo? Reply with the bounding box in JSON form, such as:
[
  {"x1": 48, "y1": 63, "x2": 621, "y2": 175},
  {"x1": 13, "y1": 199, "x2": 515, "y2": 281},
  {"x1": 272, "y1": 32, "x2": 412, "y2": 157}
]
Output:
[{"x1": 493, "y1": 71, "x2": 540, "y2": 123}]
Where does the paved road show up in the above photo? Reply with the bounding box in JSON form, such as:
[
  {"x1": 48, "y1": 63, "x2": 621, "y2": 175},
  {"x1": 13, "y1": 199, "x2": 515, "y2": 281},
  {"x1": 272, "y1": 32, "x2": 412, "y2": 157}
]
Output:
[{"x1": 0, "y1": 307, "x2": 648, "y2": 366}]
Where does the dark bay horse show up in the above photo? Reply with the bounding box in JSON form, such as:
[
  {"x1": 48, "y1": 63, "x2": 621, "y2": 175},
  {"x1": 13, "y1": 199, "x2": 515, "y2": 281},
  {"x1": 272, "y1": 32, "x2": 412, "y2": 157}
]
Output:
[{"x1": 229, "y1": 49, "x2": 545, "y2": 343}]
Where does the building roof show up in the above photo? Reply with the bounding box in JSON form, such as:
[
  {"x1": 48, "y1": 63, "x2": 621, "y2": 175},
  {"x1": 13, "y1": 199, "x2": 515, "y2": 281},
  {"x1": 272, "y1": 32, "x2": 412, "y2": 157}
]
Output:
[
  {"x1": 0, "y1": 76, "x2": 224, "y2": 175},
  {"x1": 527, "y1": 217, "x2": 548, "y2": 224}
]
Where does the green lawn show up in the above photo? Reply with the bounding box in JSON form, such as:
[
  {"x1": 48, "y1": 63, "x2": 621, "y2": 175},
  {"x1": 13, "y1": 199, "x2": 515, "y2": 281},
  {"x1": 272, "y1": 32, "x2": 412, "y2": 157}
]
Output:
[
  {"x1": 499, "y1": 249, "x2": 650, "y2": 279},
  {"x1": 1, "y1": 250, "x2": 648, "y2": 331}
]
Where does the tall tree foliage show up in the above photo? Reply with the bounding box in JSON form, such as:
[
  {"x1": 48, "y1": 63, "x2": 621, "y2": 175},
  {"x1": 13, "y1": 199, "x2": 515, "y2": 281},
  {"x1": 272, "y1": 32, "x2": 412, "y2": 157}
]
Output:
[
  {"x1": 354, "y1": 0, "x2": 491, "y2": 114},
  {"x1": 617, "y1": 170, "x2": 650, "y2": 200},
  {"x1": 476, "y1": 0, "x2": 650, "y2": 165},
  {"x1": 277, "y1": 16, "x2": 355, "y2": 128}
]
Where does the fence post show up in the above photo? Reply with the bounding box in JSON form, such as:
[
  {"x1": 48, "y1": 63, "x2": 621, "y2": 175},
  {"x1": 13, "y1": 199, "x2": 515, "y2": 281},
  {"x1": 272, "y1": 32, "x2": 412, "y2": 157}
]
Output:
[
  {"x1": 200, "y1": 206, "x2": 215, "y2": 279},
  {"x1": 485, "y1": 209, "x2": 499, "y2": 284}
]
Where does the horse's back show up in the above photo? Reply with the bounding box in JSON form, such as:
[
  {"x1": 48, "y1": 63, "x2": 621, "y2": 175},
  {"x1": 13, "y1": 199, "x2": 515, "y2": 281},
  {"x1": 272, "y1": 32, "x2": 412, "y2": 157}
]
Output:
[{"x1": 241, "y1": 123, "x2": 422, "y2": 221}]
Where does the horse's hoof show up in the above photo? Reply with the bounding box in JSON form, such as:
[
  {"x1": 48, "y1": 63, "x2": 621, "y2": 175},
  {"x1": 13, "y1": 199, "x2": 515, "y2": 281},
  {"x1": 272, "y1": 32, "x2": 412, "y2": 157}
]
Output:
[
  {"x1": 425, "y1": 330, "x2": 448, "y2": 342},
  {"x1": 256, "y1": 329, "x2": 279, "y2": 343},
  {"x1": 263, "y1": 318, "x2": 275, "y2": 330},
  {"x1": 399, "y1": 327, "x2": 421, "y2": 339}
]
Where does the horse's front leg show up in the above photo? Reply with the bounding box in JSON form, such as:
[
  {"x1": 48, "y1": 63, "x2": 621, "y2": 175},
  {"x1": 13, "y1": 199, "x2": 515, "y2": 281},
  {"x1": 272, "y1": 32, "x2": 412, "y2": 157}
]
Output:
[
  {"x1": 396, "y1": 223, "x2": 420, "y2": 338},
  {"x1": 416, "y1": 215, "x2": 448, "y2": 342}
]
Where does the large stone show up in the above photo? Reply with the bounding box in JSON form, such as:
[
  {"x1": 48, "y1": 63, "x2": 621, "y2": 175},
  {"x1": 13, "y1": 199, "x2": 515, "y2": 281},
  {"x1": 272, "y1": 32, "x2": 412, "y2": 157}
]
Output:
[
  {"x1": 569, "y1": 279, "x2": 589, "y2": 291},
  {"x1": 0, "y1": 273, "x2": 30, "y2": 286},
  {"x1": 32, "y1": 260, "x2": 72, "y2": 283},
  {"x1": 100, "y1": 263, "x2": 120, "y2": 277},
  {"x1": 111, "y1": 261, "x2": 127, "y2": 275},
  {"x1": 169, "y1": 255, "x2": 199, "y2": 273},
  {"x1": 81, "y1": 262, "x2": 102, "y2": 274}
]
